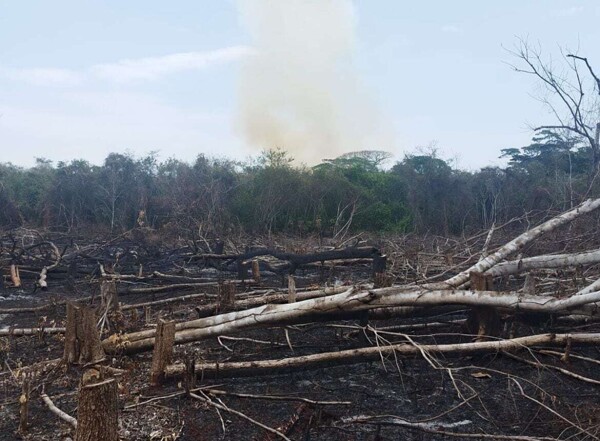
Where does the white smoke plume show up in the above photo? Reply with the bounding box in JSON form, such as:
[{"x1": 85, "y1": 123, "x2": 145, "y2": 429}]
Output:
[{"x1": 236, "y1": 0, "x2": 390, "y2": 164}]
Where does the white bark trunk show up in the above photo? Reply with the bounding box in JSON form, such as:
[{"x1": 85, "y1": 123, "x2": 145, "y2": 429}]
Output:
[
  {"x1": 165, "y1": 332, "x2": 600, "y2": 378},
  {"x1": 486, "y1": 249, "x2": 600, "y2": 276},
  {"x1": 104, "y1": 286, "x2": 600, "y2": 354},
  {"x1": 440, "y1": 198, "x2": 600, "y2": 288}
]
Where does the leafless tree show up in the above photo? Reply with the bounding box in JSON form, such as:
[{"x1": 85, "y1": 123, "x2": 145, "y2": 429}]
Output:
[{"x1": 507, "y1": 38, "x2": 600, "y2": 174}]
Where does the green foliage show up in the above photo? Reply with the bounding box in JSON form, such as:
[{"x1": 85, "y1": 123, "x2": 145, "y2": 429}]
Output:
[{"x1": 1, "y1": 140, "x2": 597, "y2": 235}]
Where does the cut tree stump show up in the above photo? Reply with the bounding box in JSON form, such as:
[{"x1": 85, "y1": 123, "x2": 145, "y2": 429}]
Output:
[
  {"x1": 184, "y1": 355, "x2": 196, "y2": 395},
  {"x1": 10, "y1": 264, "x2": 21, "y2": 288},
  {"x1": 251, "y1": 259, "x2": 261, "y2": 282},
  {"x1": 288, "y1": 275, "x2": 297, "y2": 303},
  {"x1": 150, "y1": 320, "x2": 175, "y2": 386},
  {"x1": 63, "y1": 303, "x2": 105, "y2": 365},
  {"x1": 219, "y1": 281, "x2": 236, "y2": 310},
  {"x1": 18, "y1": 377, "x2": 30, "y2": 434},
  {"x1": 372, "y1": 254, "x2": 387, "y2": 277},
  {"x1": 467, "y1": 272, "x2": 500, "y2": 339},
  {"x1": 100, "y1": 280, "x2": 119, "y2": 312},
  {"x1": 75, "y1": 377, "x2": 118, "y2": 441}
]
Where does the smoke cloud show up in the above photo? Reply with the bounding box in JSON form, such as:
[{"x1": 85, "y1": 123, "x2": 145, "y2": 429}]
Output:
[{"x1": 236, "y1": 0, "x2": 390, "y2": 164}]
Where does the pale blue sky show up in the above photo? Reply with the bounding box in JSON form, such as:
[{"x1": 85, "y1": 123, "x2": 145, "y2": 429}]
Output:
[{"x1": 1, "y1": 1, "x2": 599, "y2": 169}]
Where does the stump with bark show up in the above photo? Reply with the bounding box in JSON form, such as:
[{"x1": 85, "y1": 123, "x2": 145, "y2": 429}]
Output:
[
  {"x1": 75, "y1": 377, "x2": 118, "y2": 441},
  {"x1": 150, "y1": 319, "x2": 175, "y2": 386},
  {"x1": 467, "y1": 272, "x2": 501, "y2": 339},
  {"x1": 63, "y1": 303, "x2": 105, "y2": 365}
]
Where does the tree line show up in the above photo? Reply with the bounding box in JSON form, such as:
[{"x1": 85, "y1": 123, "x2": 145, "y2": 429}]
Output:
[{"x1": 0, "y1": 129, "x2": 597, "y2": 237}]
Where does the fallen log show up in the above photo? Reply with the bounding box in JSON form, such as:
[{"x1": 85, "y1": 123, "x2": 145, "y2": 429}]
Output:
[
  {"x1": 151, "y1": 271, "x2": 216, "y2": 283},
  {"x1": 108, "y1": 285, "x2": 351, "y2": 344},
  {"x1": 439, "y1": 197, "x2": 600, "y2": 288},
  {"x1": 0, "y1": 327, "x2": 65, "y2": 336},
  {"x1": 165, "y1": 332, "x2": 600, "y2": 378},
  {"x1": 0, "y1": 304, "x2": 63, "y2": 314},
  {"x1": 103, "y1": 286, "x2": 600, "y2": 354},
  {"x1": 486, "y1": 249, "x2": 600, "y2": 276},
  {"x1": 123, "y1": 280, "x2": 257, "y2": 294},
  {"x1": 197, "y1": 246, "x2": 381, "y2": 273}
]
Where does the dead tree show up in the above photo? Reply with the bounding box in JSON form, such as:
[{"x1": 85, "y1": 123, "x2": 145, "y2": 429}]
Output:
[
  {"x1": 100, "y1": 199, "x2": 600, "y2": 356},
  {"x1": 509, "y1": 39, "x2": 600, "y2": 174},
  {"x1": 165, "y1": 333, "x2": 600, "y2": 379},
  {"x1": 37, "y1": 241, "x2": 61, "y2": 290}
]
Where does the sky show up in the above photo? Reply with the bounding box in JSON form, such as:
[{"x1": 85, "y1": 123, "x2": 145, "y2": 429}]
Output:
[{"x1": 1, "y1": 0, "x2": 599, "y2": 170}]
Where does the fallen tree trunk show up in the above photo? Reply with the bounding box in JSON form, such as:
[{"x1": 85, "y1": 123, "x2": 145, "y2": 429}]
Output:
[
  {"x1": 103, "y1": 286, "x2": 600, "y2": 354},
  {"x1": 439, "y1": 198, "x2": 600, "y2": 288},
  {"x1": 165, "y1": 332, "x2": 600, "y2": 378},
  {"x1": 197, "y1": 246, "x2": 381, "y2": 273},
  {"x1": 197, "y1": 246, "x2": 380, "y2": 262},
  {"x1": 123, "y1": 280, "x2": 257, "y2": 294},
  {"x1": 109, "y1": 286, "x2": 351, "y2": 344},
  {"x1": 0, "y1": 327, "x2": 65, "y2": 336},
  {"x1": 485, "y1": 249, "x2": 600, "y2": 276}
]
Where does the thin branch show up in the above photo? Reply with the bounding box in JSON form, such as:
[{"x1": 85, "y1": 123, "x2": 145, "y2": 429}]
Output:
[
  {"x1": 41, "y1": 392, "x2": 77, "y2": 429},
  {"x1": 189, "y1": 392, "x2": 291, "y2": 441}
]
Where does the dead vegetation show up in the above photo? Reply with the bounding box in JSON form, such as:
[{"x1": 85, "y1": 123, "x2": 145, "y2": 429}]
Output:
[{"x1": 2, "y1": 200, "x2": 600, "y2": 440}]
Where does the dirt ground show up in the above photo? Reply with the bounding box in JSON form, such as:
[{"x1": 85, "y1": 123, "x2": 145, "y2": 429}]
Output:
[{"x1": 1, "y1": 229, "x2": 600, "y2": 440}]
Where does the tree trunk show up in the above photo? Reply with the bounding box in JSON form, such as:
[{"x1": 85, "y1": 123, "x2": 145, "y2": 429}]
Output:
[
  {"x1": 104, "y1": 286, "x2": 600, "y2": 354},
  {"x1": 100, "y1": 280, "x2": 119, "y2": 312},
  {"x1": 287, "y1": 275, "x2": 296, "y2": 303},
  {"x1": 165, "y1": 333, "x2": 600, "y2": 379},
  {"x1": 150, "y1": 320, "x2": 175, "y2": 386},
  {"x1": 439, "y1": 197, "x2": 600, "y2": 288},
  {"x1": 219, "y1": 281, "x2": 236, "y2": 310},
  {"x1": 75, "y1": 378, "x2": 118, "y2": 441},
  {"x1": 251, "y1": 259, "x2": 261, "y2": 282},
  {"x1": 63, "y1": 303, "x2": 105, "y2": 365},
  {"x1": 486, "y1": 249, "x2": 600, "y2": 276},
  {"x1": 18, "y1": 378, "x2": 29, "y2": 434},
  {"x1": 467, "y1": 272, "x2": 500, "y2": 339}
]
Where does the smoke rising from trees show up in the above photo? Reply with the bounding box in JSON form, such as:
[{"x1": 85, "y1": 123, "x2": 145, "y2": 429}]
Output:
[{"x1": 236, "y1": 0, "x2": 391, "y2": 164}]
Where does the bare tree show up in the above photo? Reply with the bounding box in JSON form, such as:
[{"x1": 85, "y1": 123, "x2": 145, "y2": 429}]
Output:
[{"x1": 508, "y1": 39, "x2": 600, "y2": 175}]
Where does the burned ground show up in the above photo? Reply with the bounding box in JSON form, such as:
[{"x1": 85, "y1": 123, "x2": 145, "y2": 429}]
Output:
[{"x1": 1, "y1": 217, "x2": 600, "y2": 440}]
